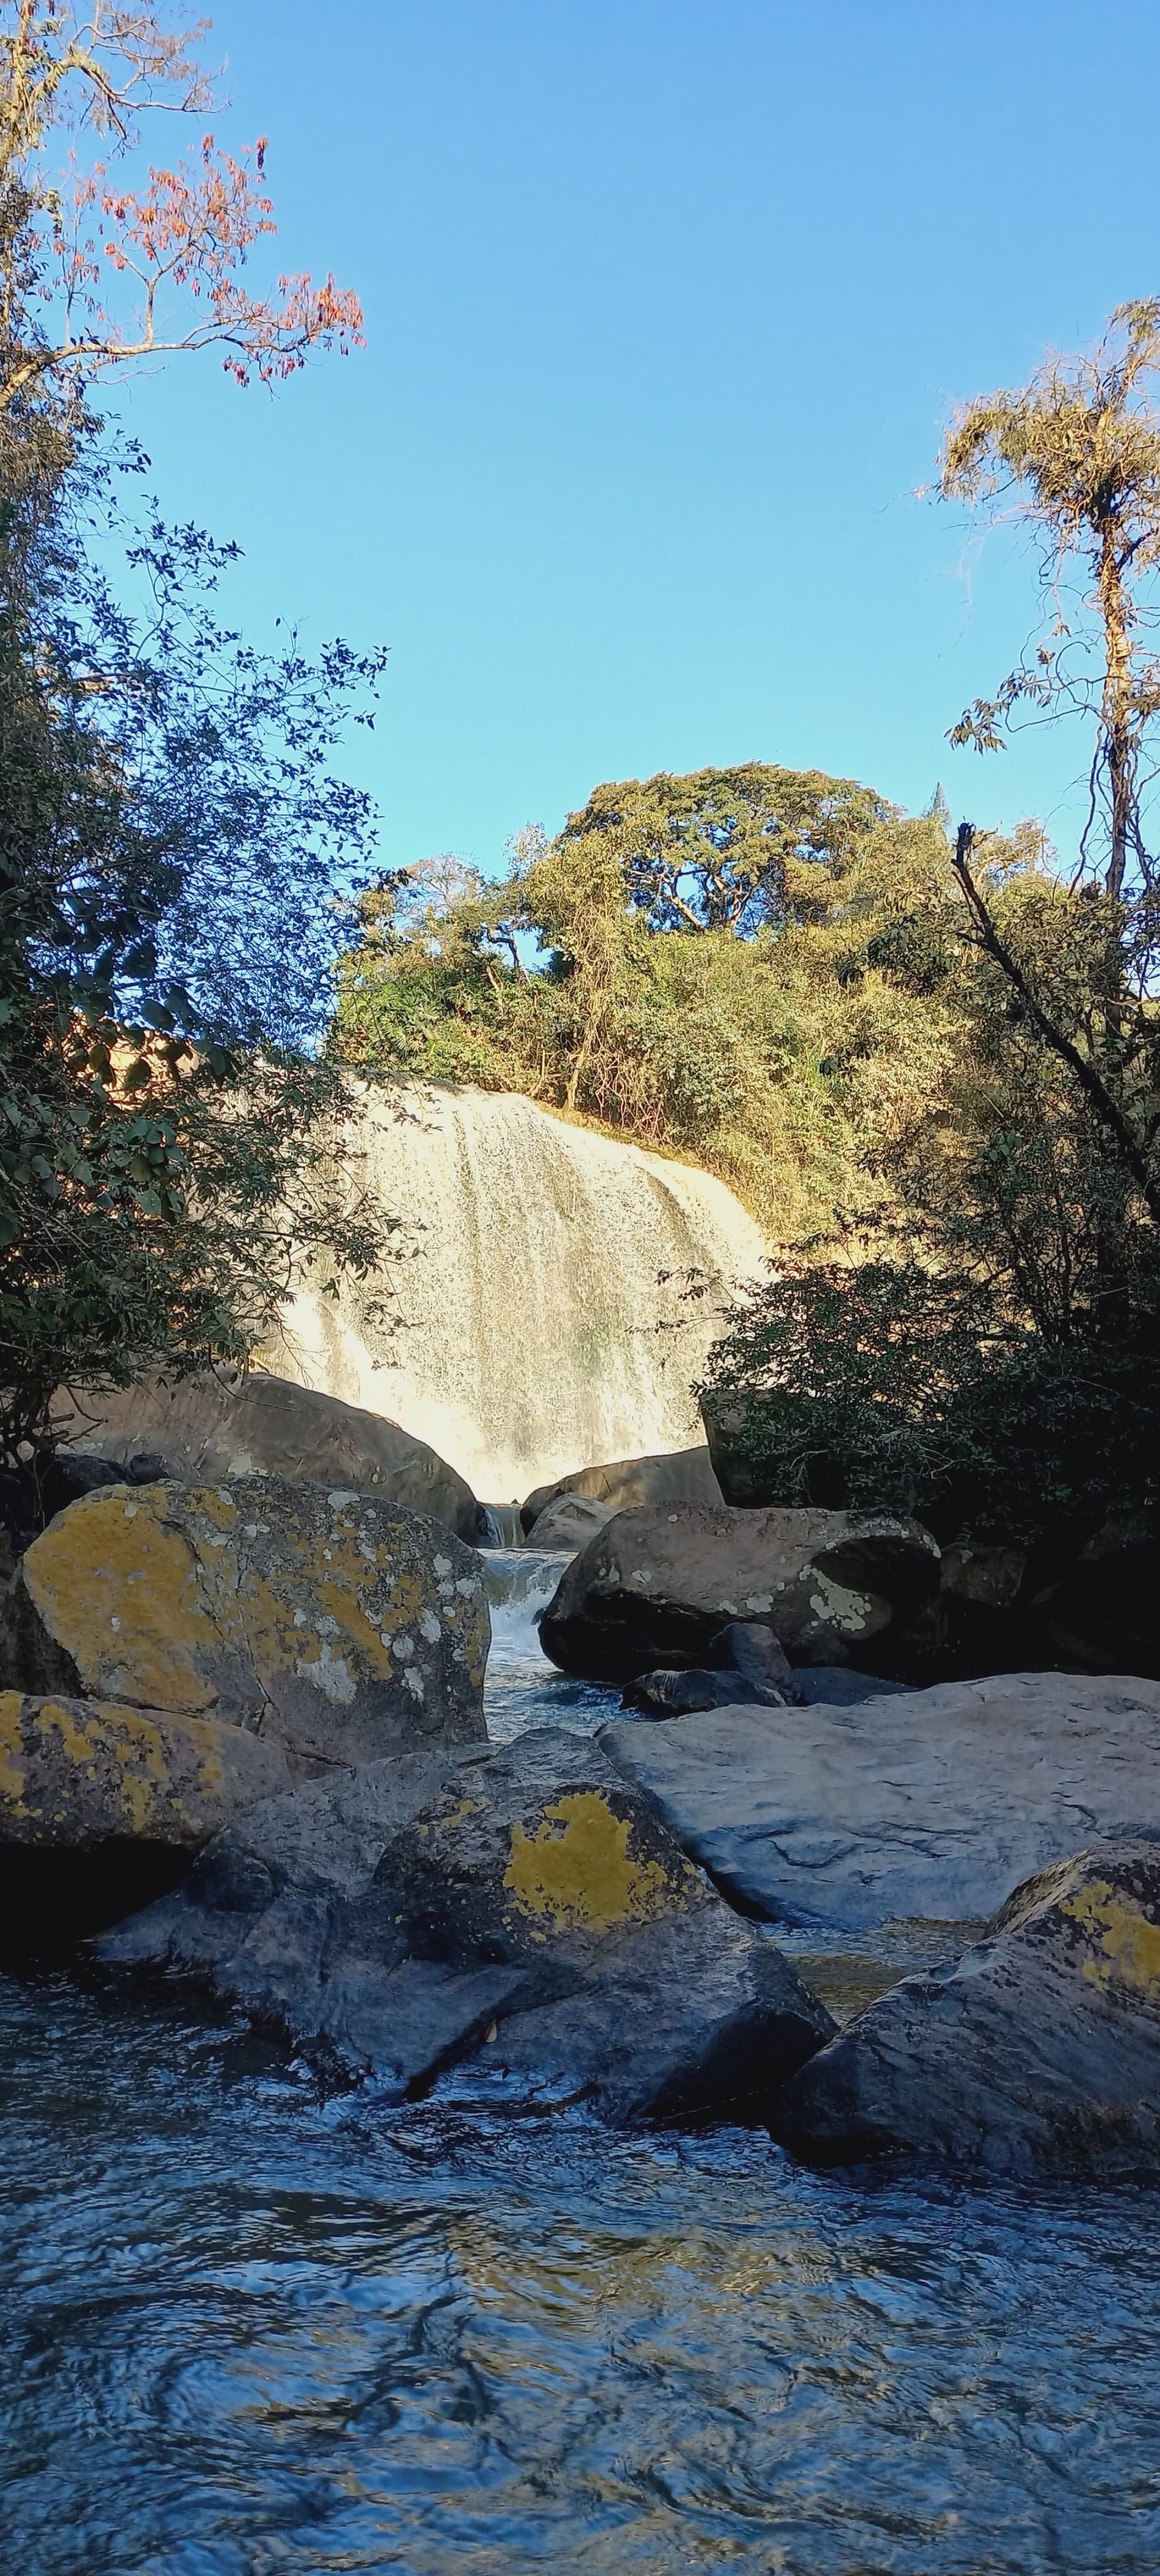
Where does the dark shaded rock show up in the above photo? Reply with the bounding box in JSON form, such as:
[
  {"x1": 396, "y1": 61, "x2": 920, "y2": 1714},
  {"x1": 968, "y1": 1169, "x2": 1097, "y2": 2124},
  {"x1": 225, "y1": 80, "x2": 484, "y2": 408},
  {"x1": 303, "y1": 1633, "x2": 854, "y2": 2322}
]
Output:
[
  {"x1": 0, "y1": 1451, "x2": 163, "y2": 1567},
  {"x1": 790, "y1": 1665, "x2": 915, "y2": 1707},
  {"x1": 621, "y1": 1668, "x2": 774, "y2": 1719},
  {"x1": 539, "y1": 1502, "x2": 941, "y2": 1684},
  {"x1": 776, "y1": 1842, "x2": 1160, "y2": 2176},
  {"x1": 0, "y1": 1684, "x2": 292, "y2": 1956},
  {"x1": 0, "y1": 1477, "x2": 489, "y2": 1770},
  {"x1": 621, "y1": 1619, "x2": 799, "y2": 1720},
  {"x1": 599, "y1": 1674, "x2": 1160, "y2": 1931},
  {"x1": 1034, "y1": 1511, "x2": 1159, "y2": 1680},
  {"x1": 711, "y1": 1620, "x2": 794, "y2": 1691},
  {"x1": 102, "y1": 1727, "x2": 833, "y2": 2118}
]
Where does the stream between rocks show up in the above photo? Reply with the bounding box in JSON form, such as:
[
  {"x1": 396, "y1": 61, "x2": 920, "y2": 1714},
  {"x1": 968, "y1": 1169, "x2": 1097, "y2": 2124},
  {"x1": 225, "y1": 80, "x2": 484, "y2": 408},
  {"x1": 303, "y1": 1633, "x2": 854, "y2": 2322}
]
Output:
[{"x1": 4, "y1": 1550, "x2": 1160, "y2": 2574}]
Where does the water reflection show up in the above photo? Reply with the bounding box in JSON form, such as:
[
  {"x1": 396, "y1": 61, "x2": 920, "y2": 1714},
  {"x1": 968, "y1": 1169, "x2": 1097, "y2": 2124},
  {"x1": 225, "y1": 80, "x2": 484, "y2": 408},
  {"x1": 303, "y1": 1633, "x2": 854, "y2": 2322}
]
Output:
[{"x1": 4, "y1": 1973, "x2": 1160, "y2": 2574}]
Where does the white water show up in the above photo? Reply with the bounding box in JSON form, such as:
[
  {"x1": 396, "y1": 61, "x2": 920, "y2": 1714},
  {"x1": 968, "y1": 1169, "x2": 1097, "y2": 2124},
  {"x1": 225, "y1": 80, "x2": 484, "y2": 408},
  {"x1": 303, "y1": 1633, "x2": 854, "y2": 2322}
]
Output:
[
  {"x1": 480, "y1": 1546, "x2": 620, "y2": 1741},
  {"x1": 265, "y1": 1082, "x2": 766, "y2": 1502}
]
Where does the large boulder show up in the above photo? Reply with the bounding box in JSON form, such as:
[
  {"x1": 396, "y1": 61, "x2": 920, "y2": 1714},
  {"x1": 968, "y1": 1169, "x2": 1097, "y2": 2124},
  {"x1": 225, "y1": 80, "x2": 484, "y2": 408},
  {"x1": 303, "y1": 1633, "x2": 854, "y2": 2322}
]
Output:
[
  {"x1": 521, "y1": 1445, "x2": 724, "y2": 1536},
  {"x1": 539, "y1": 1502, "x2": 941, "y2": 1682},
  {"x1": 776, "y1": 1842, "x2": 1160, "y2": 2176},
  {"x1": 599, "y1": 1673, "x2": 1160, "y2": 1931},
  {"x1": 102, "y1": 1727, "x2": 834, "y2": 2120},
  {"x1": 0, "y1": 1686, "x2": 292, "y2": 1952},
  {"x1": 526, "y1": 1492, "x2": 615, "y2": 1552},
  {"x1": 0, "y1": 1478, "x2": 489, "y2": 1772},
  {"x1": 54, "y1": 1370, "x2": 481, "y2": 1541},
  {"x1": 0, "y1": 1686, "x2": 292, "y2": 1851}
]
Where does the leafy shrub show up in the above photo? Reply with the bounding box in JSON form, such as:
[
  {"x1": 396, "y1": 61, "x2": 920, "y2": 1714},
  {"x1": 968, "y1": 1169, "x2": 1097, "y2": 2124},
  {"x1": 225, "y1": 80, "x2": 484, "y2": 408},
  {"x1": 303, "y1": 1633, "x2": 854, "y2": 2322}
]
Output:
[{"x1": 699, "y1": 1252, "x2": 1159, "y2": 1540}]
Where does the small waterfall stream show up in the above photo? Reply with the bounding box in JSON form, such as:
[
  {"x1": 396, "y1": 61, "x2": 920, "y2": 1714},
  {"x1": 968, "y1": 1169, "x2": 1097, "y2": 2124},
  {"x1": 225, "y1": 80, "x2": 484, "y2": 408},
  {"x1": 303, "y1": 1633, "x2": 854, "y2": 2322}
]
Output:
[{"x1": 480, "y1": 1546, "x2": 621, "y2": 1741}]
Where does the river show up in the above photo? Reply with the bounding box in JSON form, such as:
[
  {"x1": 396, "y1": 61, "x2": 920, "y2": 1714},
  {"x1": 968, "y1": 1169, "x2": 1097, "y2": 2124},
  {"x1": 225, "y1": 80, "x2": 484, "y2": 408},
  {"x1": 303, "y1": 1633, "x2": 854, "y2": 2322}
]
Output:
[{"x1": 3, "y1": 1552, "x2": 1159, "y2": 2573}]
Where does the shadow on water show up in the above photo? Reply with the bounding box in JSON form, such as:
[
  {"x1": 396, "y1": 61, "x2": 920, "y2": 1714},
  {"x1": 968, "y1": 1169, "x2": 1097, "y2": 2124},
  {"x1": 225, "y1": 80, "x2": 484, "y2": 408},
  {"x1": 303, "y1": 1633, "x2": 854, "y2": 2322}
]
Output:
[
  {"x1": 5, "y1": 1972, "x2": 1160, "y2": 2575},
  {"x1": 4, "y1": 1558, "x2": 1160, "y2": 2572}
]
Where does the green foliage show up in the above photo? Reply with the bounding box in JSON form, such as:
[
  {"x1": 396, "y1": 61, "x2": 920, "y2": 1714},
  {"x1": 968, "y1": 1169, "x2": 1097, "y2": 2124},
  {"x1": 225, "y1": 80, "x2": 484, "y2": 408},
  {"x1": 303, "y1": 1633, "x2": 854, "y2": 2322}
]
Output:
[
  {"x1": 553, "y1": 764, "x2": 893, "y2": 934},
  {"x1": 699, "y1": 1248, "x2": 1159, "y2": 1541},
  {"x1": 0, "y1": 437, "x2": 392, "y2": 1472},
  {"x1": 331, "y1": 775, "x2": 951, "y2": 1240}
]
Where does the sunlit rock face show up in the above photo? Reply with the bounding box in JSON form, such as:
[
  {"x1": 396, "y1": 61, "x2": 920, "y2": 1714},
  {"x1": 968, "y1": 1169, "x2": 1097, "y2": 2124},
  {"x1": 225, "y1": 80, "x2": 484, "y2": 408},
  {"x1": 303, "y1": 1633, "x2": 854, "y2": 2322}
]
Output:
[
  {"x1": 2, "y1": 1479, "x2": 489, "y2": 1771},
  {"x1": 266, "y1": 1084, "x2": 767, "y2": 1501}
]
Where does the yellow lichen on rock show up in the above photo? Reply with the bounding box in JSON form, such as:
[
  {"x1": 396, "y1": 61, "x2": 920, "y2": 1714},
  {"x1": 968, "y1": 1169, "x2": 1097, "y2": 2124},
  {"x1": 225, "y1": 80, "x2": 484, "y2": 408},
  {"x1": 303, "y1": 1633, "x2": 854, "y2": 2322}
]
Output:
[
  {"x1": 0, "y1": 1687, "x2": 290, "y2": 1848},
  {"x1": 22, "y1": 1490, "x2": 214, "y2": 1712},
  {"x1": 504, "y1": 1790, "x2": 699, "y2": 1936},
  {"x1": 4, "y1": 1474, "x2": 489, "y2": 1767},
  {"x1": 1062, "y1": 1879, "x2": 1160, "y2": 1995}
]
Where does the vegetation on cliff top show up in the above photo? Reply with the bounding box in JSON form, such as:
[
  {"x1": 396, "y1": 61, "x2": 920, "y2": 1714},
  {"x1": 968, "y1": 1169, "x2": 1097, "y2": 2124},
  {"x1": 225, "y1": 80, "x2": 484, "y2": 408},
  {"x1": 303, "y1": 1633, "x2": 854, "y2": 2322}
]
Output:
[{"x1": 333, "y1": 306, "x2": 1160, "y2": 1538}]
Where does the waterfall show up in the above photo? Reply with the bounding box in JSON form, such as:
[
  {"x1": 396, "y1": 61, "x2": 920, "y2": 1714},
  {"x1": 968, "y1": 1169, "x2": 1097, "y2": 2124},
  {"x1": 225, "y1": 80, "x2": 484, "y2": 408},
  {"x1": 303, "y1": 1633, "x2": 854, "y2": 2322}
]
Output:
[{"x1": 267, "y1": 1082, "x2": 766, "y2": 1502}]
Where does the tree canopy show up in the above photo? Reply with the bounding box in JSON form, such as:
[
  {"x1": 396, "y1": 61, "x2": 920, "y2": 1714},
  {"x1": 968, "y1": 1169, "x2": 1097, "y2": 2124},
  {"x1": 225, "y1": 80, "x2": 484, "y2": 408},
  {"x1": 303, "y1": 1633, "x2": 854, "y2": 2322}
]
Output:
[{"x1": 0, "y1": 0, "x2": 389, "y2": 1479}]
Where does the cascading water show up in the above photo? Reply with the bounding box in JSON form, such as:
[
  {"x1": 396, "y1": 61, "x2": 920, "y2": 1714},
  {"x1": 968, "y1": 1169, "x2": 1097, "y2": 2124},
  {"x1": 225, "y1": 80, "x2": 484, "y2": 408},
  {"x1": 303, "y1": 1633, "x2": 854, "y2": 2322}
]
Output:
[
  {"x1": 480, "y1": 1546, "x2": 620, "y2": 1740},
  {"x1": 262, "y1": 1081, "x2": 766, "y2": 1501}
]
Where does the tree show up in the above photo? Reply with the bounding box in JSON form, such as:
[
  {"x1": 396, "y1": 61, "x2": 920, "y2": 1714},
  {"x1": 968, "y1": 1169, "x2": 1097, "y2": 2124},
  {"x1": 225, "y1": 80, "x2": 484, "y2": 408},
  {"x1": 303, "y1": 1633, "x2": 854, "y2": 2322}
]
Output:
[
  {"x1": 554, "y1": 764, "x2": 893, "y2": 936},
  {"x1": 940, "y1": 302, "x2": 1160, "y2": 1228},
  {"x1": 0, "y1": 0, "x2": 385, "y2": 1483},
  {"x1": 0, "y1": 2, "x2": 361, "y2": 409}
]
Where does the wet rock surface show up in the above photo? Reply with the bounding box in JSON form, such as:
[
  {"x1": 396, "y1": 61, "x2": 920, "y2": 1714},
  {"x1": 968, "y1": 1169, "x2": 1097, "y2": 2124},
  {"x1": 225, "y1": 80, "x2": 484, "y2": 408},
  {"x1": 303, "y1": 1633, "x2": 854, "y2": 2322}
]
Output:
[
  {"x1": 599, "y1": 1673, "x2": 1160, "y2": 1930},
  {"x1": 777, "y1": 1842, "x2": 1160, "y2": 2175},
  {"x1": 54, "y1": 1368, "x2": 482, "y2": 1540},
  {"x1": 1, "y1": 1478, "x2": 490, "y2": 1770},
  {"x1": 102, "y1": 1726, "x2": 833, "y2": 2120},
  {"x1": 539, "y1": 1502, "x2": 941, "y2": 1682}
]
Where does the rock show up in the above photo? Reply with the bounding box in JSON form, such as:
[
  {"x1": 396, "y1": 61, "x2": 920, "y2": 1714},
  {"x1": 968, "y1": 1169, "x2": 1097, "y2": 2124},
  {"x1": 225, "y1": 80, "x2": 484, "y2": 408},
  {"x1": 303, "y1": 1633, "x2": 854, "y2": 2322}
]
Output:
[
  {"x1": 0, "y1": 1478, "x2": 489, "y2": 1771},
  {"x1": 0, "y1": 1686, "x2": 293, "y2": 1953},
  {"x1": 789, "y1": 1664, "x2": 915, "y2": 1707},
  {"x1": 776, "y1": 1842, "x2": 1160, "y2": 2175},
  {"x1": 621, "y1": 1625, "x2": 797, "y2": 1720},
  {"x1": 521, "y1": 1445, "x2": 724, "y2": 1536},
  {"x1": 539, "y1": 1502, "x2": 940, "y2": 1682},
  {"x1": 54, "y1": 1368, "x2": 482, "y2": 1541},
  {"x1": 598, "y1": 1673, "x2": 1160, "y2": 1931},
  {"x1": 526, "y1": 1492, "x2": 615, "y2": 1552},
  {"x1": 0, "y1": 1450, "x2": 165, "y2": 1566},
  {"x1": 0, "y1": 1684, "x2": 292, "y2": 1851},
  {"x1": 621, "y1": 1668, "x2": 779, "y2": 1720},
  {"x1": 1034, "y1": 1511, "x2": 1160, "y2": 1680},
  {"x1": 712, "y1": 1620, "x2": 794, "y2": 1692},
  {"x1": 102, "y1": 1727, "x2": 834, "y2": 2120}
]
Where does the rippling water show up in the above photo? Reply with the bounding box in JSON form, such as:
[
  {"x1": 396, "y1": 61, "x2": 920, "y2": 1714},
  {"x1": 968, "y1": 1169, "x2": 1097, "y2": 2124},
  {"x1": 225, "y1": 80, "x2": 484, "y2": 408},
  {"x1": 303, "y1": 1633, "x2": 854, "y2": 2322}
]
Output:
[{"x1": 4, "y1": 1556, "x2": 1160, "y2": 2572}]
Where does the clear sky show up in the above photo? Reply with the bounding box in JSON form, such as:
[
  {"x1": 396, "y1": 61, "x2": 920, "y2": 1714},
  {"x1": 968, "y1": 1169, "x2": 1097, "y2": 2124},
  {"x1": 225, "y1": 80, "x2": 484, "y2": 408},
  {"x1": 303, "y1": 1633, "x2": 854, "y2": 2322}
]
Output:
[{"x1": 113, "y1": 0, "x2": 1160, "y2": 879}]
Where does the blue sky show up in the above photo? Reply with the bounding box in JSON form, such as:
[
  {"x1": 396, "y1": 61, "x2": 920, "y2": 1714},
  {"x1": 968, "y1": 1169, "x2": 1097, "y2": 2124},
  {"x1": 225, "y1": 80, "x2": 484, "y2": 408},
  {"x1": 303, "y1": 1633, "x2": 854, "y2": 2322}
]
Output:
[{"x1": 111, "y1": 0, "x2": 1160, "y2": 879}]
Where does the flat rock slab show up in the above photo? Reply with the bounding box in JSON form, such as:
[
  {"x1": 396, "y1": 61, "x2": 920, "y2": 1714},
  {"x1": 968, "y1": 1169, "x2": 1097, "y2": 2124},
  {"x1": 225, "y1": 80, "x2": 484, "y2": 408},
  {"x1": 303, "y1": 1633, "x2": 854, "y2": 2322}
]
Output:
[
  {"x1": 2, "y1": 1478, "x2": 489, "y2": 1770},
  {"x1": 777, "y1": 1842, "x2": 1160, "y2": 2176},
  {"x1": 599, "y1": 1674, "x2": 1160, "y2": 1931},
  {"x1": 103, "y1": 1726, "x2": 833, "y2": 2121}
]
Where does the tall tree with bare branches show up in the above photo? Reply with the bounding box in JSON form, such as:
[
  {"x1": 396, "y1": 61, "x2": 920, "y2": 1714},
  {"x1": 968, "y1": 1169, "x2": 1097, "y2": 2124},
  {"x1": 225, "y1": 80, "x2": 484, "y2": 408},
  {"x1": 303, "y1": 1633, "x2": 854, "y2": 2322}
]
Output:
[
  {"x1": 0, "y1": 1, "x2": 361, "y2": 414},
  {"x1": 940, "y1": 302, "x2": 1160, "y2": 1229}
]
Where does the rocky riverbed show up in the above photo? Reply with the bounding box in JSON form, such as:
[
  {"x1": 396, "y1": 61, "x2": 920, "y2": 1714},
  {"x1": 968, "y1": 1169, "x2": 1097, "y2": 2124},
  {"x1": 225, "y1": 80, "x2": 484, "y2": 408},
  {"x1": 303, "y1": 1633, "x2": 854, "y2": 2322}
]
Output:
[
  {"x1": 6, "y1": 1595, "x2": 1160, "y2": 2575},
  {"x1": 4, "y1": 1388, "x2": 1160, "y2": 2568}
]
